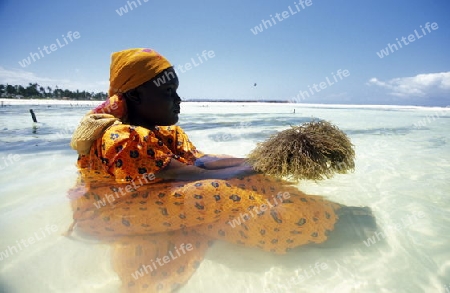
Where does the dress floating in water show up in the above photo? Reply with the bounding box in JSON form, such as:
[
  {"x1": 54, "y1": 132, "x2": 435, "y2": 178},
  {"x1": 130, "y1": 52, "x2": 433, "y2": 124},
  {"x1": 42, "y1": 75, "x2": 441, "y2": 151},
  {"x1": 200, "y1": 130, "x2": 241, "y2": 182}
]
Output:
[{"x1": 68, "y1": 124, "x2": 346, "y2": 292}]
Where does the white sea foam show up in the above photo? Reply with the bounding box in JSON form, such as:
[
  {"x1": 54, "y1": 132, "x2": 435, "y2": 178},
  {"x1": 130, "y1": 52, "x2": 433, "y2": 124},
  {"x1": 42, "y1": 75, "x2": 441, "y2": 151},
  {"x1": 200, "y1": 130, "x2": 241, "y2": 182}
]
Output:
[{"x1": 2, "y1": 98, "x2": 449, "y2": 111}]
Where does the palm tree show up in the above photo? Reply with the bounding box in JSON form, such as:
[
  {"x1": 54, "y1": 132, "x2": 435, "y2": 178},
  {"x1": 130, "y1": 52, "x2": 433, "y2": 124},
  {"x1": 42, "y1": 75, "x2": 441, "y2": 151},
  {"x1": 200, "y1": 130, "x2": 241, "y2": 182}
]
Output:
[
  {"x1": 26, "y1": 83, "x2": 40, "y2": 97},
  {"x1": 39, "y1": 86, "x2": 46, "y2": 98},
  {"x1": 17, "y1": 85, "x2": 25, "y2": 96},
  {"x1": 47, "y1": 86, "x2": 52, "y2": 98},
  {"x1": 6, "y1": 84, "x2": 16, "y2": 96},
  {"x1": 0, "y1": 83, "x2": 109, "y2": 100}
]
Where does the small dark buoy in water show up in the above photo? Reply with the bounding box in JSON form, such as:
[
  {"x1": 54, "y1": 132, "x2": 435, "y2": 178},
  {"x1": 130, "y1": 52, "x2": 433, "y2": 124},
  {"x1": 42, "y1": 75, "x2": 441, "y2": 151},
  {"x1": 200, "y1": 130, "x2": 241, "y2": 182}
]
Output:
[{"x1": 30, "y1": 109, "x2": 38, "y2": 123}]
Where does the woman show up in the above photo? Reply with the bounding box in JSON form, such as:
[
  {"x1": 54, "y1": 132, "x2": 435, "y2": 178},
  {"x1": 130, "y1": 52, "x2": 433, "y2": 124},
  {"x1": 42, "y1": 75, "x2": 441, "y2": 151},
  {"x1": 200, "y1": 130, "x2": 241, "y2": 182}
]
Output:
[{"x1": 68, "y1": 48, "x2": 374, "y2": 293}]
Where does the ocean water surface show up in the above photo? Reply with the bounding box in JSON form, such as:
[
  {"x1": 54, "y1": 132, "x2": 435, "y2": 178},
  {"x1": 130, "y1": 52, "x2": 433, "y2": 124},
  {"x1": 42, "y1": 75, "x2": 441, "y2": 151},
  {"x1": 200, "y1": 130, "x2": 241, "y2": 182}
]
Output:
[{"x1": 0, "y1": 100, "x2": 449, "y2": 293}]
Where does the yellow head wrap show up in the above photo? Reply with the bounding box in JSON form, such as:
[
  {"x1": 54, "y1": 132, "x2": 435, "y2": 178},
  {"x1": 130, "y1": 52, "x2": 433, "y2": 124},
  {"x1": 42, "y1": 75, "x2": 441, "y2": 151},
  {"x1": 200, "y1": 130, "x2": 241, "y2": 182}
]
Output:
[
  {"x1": 93, "y1": 48, "x2": 172, "y2": 119},
  {"x1": 71, "y1": 48, "x2": 172, "y2": 154}
]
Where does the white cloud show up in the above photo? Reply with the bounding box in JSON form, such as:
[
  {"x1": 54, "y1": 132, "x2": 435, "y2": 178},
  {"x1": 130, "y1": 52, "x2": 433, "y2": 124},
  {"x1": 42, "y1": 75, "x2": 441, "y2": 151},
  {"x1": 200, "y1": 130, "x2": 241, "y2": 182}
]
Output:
[
  {"x1": 0, "y1": 66, "x2": 108, "y2": 92},
  {"x1": 367, "y1": 72, "x2": 450, "y2": 98}
]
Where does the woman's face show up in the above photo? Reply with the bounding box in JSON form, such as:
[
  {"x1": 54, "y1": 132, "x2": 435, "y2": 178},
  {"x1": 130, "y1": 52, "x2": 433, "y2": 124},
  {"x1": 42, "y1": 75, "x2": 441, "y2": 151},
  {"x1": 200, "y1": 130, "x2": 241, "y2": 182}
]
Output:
[{"x1": 129, "y1": 67, "x2": 181, "y2": 127}]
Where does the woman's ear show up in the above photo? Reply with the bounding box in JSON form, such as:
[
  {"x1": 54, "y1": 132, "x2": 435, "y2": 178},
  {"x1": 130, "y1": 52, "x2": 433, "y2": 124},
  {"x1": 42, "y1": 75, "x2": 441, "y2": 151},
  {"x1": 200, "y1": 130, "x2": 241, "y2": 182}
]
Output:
[{"x1": 124, "y1": 89, "x2": 141, "y2": 104}]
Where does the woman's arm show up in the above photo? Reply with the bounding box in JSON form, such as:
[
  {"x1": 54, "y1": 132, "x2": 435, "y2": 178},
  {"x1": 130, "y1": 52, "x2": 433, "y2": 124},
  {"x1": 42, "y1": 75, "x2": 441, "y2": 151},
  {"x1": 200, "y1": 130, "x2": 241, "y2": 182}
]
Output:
[
  {"x1": 195, "y1": 156, "x2": 247, "y2": 170},
  {"x1": 155, "y1": 158, "x2": 256, "y2": 181}
]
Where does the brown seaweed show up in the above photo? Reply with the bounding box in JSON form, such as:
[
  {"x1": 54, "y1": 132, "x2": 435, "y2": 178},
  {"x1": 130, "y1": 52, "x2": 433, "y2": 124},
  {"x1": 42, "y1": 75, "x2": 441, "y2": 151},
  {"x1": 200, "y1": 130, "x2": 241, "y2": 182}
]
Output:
[{"x1": 247, "y1": 120, "x2": 355, "y2": 181}]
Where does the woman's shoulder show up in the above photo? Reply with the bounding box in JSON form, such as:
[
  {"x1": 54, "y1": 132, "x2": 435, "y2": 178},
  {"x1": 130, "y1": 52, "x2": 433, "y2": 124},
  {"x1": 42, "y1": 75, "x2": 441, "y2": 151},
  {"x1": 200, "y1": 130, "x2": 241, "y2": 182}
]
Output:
[
  {"x1": 102, "y1": 124, "x2": 189, "y2": 150},
  {"x1": 155, "y1": 125, "x2": 185, "y2": 134},
  {"x1": 106, "y1": 124, "x2": 184, "y2": 135}
]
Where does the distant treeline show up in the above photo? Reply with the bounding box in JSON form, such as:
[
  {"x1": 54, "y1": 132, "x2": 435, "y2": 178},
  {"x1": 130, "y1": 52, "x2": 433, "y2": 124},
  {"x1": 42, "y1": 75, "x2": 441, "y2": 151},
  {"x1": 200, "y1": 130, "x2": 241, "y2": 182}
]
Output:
[
  {"x1": 0, "y1": 83, "x2": 291, "y2": 103},
  {"x1": 0, "y1": 83, "x2": 107, "y2": 100}
]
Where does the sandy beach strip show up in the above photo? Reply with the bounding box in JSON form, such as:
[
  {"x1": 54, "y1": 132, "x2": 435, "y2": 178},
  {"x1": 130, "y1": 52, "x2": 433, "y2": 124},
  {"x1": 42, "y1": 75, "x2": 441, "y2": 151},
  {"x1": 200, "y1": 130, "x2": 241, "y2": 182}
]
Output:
[{"x1": 1, "y1": 98, "x2": 448, "y2": 111}]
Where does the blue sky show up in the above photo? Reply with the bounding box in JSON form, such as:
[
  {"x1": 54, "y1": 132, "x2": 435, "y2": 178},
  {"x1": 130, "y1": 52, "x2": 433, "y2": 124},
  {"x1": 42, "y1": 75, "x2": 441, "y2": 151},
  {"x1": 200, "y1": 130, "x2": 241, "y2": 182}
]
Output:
[{"x1": 0, "y1": 0, "x2": 449, "y2": 106}]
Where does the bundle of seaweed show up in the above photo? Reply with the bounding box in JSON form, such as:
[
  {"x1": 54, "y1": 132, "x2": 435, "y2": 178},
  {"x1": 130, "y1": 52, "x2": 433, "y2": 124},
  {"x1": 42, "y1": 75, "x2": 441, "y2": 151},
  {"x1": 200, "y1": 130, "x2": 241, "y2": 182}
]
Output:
[{"x1": 247, "y1": 120, "x2": 355, "y2": 181}]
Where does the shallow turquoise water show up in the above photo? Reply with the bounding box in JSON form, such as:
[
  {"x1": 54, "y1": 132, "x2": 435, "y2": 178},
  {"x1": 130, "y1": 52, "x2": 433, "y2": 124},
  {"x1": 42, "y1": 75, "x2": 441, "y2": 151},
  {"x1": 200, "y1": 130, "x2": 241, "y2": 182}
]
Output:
[{"x1": 0, "y1": 101, "x2": 449, "y2": 292}]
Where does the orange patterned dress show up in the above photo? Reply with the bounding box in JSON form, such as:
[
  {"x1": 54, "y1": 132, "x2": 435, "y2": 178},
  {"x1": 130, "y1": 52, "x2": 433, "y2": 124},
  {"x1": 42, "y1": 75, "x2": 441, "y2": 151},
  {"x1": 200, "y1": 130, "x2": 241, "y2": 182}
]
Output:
[{"x1": 68, "y1": 124, "x2": 341, "y2": 293}]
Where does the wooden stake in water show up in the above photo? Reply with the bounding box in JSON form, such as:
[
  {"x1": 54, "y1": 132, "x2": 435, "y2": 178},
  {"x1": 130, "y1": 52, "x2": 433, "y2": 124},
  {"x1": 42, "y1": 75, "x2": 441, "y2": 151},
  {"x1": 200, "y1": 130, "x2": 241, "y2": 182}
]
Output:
[{"x1": 30, "y1": 109, "x2": 38, "y2": 123}]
